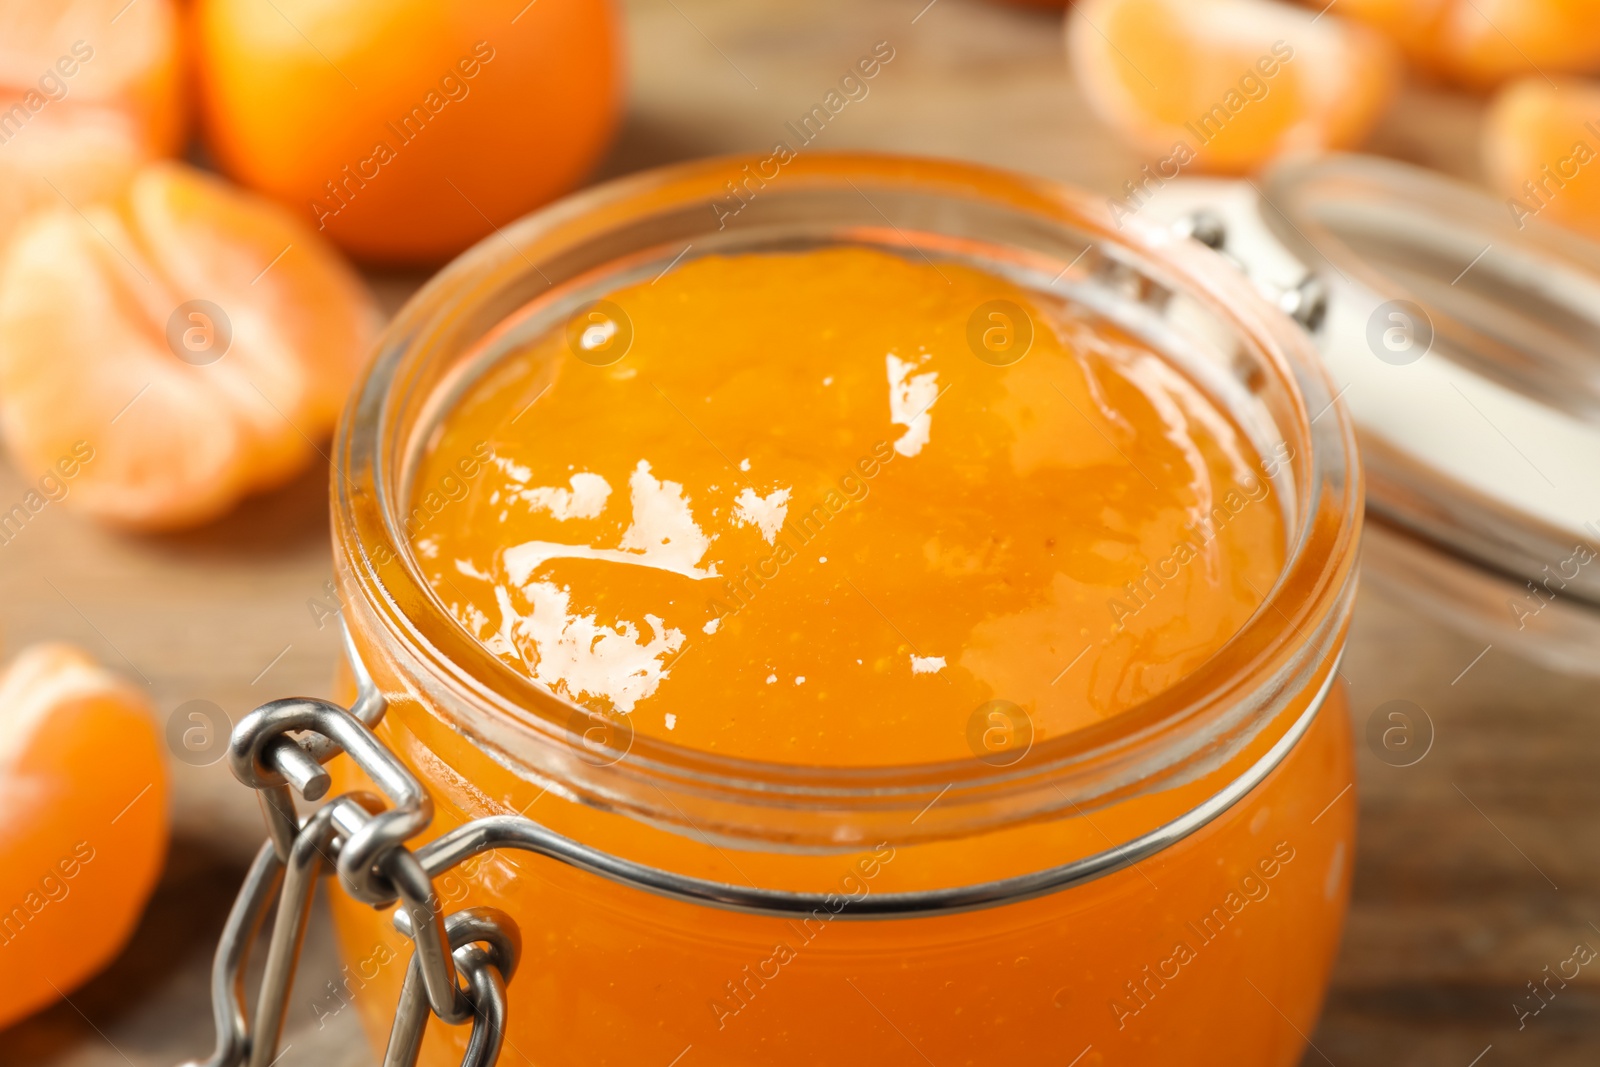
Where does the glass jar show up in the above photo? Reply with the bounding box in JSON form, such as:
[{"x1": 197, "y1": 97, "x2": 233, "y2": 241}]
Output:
[{"x1": 324, "y1": 153, "x2": 1362, "y2": 1066}]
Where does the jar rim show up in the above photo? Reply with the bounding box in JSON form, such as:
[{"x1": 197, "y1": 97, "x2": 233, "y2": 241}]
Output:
[{"x1": 331, "y1": 152, "x2": 1362, "y2": 845}]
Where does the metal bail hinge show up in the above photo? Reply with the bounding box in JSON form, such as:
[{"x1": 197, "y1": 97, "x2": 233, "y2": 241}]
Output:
[
  {"x1": 177, "y1": 625, "x2": 520, "y2": 1067},
  {"x1": 1174, "y1": 208, "x2": 1329, "y2": 332}
]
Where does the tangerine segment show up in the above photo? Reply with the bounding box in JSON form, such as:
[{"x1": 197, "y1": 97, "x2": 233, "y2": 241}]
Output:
[
  {"x1": 1483, "y1": 77, "x2": 1600, "y2": 238},
  {"x1": 0, "y1": 0, "x2": 184, "y2": 154},
  {"x1": 1069, "y1": 0, "x2": 1399, "y2": 173},
  {"x1": 0, "y1": 161, "x2": 379, "y2": 529},
  {"x1": 0, "y1": 644, "x2": 168, "y2": 1030},
  {"x1": 1331, "y1": 0, "x2": 1600, "y2": 87},
  {"x1": 192, "y1": 0, "x2": 623, "y2": 263},
  {"x1": 408, "y1": 247, "x2": 1286, "y2": 766},
  {"x1": 0, "y1": 111, "x2": 146, "y2": 254},
  {"x1": 0, "y1": 0, "x2": 185, "y2": 249}
]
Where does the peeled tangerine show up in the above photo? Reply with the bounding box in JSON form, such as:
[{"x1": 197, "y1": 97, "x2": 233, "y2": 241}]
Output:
[
  {"x1": 1330, "y1": 0, "x2": 1600, "y2": 87},
  {"x1": 1069, "y1": 0, "x2": 1399, "y2": 174},
  {"x1": 0, "y1": 0, "x2": 184, "y2": 250},
  {"x1": 0, "y1": 644, "x2": 168, "y2": 1030},
  {"x1": 0, "y1": 161, "x2": 380, "y2": 528},
  {"x1": 1483, "y1": 77, "x2": 1600, "y2": 238}
]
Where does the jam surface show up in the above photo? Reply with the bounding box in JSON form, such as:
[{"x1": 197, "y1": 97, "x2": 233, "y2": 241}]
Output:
[{"x1": 409, "y1": 246, "x2": 1285, "y2": 764}]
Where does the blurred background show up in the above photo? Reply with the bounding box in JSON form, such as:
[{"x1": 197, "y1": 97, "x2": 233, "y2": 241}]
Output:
[{"x1": 1, "y1": 0, "x2": 1598, "y2": 1064}]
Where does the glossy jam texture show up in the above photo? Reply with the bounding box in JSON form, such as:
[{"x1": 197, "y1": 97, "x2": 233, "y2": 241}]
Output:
[{"x1": 408, "y1": 246, "x2": 1285, "y2": 765}]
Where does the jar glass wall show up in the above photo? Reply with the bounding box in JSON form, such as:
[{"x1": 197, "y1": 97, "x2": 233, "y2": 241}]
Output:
[{"x1": 325, "y1": 154, "x2": 1362, "y2": 1066}]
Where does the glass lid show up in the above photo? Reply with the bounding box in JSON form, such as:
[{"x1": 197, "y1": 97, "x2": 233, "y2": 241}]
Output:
[{"x1": 1259, "y1": 154, "x2": 1600, "y2": 608}]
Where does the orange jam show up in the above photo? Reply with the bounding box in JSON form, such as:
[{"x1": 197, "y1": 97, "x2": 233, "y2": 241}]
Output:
[
  {"x1": 330, "y1": 243, "x2": 1353, "y2": 1067},
  {"x1": 408, "y1": 247, "x2": 1285, "y2": 764}
]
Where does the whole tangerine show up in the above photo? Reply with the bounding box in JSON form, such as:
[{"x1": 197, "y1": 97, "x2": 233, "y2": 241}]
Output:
[{"x1": 191, "y1": 0, "x2": 624, "y2": 264}]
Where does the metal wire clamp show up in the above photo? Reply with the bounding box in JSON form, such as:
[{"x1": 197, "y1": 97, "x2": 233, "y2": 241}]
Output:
[
  {"x1": 179, "y1": 624, "x2": 1335, "y2": 1067},
  {"x1": 177, "y1": 628, "x2": 517, "y2": 1067}
]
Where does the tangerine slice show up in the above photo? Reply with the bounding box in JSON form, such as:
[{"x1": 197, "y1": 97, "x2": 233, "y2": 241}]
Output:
[
  {"x1": 1068, "y1": 0, "x2": 1400, "y2": 174},
  {"x1": 1482, "y1": 76, "x2": 1600, "y2": 238},
  {"x1": 0, "y1": 161, "x2": 380, "y2": 529},
  {"x1": 0, "y1": 643, "x2": 168, "y2": 1030},
  {"x1": 1331, "y1": 0, "x2": 1600, "y2": 87},
  {"x1": 0, "y1": 0, "x2": 184, "y2": 247}
]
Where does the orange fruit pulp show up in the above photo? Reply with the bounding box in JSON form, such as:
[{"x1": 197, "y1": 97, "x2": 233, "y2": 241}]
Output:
[
  {"x1": 1069, "y1": 0, "x2": 1399, "y2": 175},
  {"x1": 0, "y1": 160, "x2": 378, "y2": 529},
  {"x1": 0, "y1": 0, "x2": 185, "y2": 249},
  {"x1": 328, "y1": 247, "x2": 1353, "y2": 1065},
  {"x1": 1329, "y1": 0, "x2": 1600, "y2": 87},
  {"x1": 0, "y1": 644, "x2": 168, "y2": 1030}
]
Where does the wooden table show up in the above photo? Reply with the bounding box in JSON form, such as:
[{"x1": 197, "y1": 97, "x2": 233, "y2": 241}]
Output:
[{"x1": 2, "y1": 1, "x2": 1592, "y2": 1064}]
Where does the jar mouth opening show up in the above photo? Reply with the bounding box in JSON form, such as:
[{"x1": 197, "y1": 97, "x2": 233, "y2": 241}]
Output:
[{"x1": 333, "y1": 153, "x2": 1361, "y2": 826}]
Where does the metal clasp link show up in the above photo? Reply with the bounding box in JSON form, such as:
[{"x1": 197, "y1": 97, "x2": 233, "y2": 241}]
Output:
[
  {"x1": 179, "y1": 843, "x2": 283, "y2": 1067},
  {"x1": 179, "y1": 626, "x2": 520, "y2": 1067},
  {"x1": 382, "y1": 908, "x2": 519, "y2": 1067}
]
